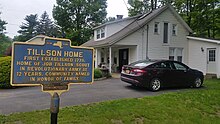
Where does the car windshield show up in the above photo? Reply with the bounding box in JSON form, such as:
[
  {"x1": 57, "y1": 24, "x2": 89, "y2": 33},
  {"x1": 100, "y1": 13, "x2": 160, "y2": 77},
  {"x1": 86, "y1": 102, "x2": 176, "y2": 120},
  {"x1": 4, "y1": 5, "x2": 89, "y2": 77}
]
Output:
[{"x1": 129, "y1": 60, "x2": 154, "y2": 67}]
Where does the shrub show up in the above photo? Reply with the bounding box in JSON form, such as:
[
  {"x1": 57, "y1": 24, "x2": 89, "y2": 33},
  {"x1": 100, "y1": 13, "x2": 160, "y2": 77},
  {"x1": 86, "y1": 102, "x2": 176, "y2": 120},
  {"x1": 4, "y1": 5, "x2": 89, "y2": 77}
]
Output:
[
  {"x1": 94, "y1": 68, "x2": 103, "y2": 79},
  {"x1": 0, "y1": 56, "x2": 12, "y2": 88}
]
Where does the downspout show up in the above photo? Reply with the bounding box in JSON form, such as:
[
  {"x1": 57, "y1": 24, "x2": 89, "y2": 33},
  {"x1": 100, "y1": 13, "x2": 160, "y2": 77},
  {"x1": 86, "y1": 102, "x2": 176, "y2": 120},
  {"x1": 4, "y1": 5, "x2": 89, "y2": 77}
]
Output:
[
  {"x1": 142, "y1": 28, "x2": 144, "y2": 59},
  {"x1": 146, "y1": 25, "x2": 149, "y2": 59}
]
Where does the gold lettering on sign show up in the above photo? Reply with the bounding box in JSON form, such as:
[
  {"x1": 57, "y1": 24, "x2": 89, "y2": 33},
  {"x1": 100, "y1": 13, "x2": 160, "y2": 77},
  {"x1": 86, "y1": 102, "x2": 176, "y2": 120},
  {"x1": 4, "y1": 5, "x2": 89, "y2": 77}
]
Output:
[
  {"x1": 15, "y1": 44, "x2": 92, "y2": 85},
  {"x1": 27, "y1": 48, "x2": 62, "y2": 56}
]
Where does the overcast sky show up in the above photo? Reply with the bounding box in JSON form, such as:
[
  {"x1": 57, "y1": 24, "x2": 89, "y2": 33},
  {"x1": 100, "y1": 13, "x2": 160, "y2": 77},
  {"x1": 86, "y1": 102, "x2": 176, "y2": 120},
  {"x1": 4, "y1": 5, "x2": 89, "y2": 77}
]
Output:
[{"x1": 0, "y1": 0, "x2": 129, "y2": 38}]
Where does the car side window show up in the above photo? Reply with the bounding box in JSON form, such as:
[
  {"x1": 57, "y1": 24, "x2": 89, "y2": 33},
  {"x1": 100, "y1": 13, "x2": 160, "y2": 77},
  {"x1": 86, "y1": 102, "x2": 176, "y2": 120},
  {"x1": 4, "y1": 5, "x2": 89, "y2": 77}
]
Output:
[
  {"x1": 151, "y1": 62, "x2": 172, "y2": 69},
  {"x1": 173, "y1": 62, "x2": 187, "y2": 71}
]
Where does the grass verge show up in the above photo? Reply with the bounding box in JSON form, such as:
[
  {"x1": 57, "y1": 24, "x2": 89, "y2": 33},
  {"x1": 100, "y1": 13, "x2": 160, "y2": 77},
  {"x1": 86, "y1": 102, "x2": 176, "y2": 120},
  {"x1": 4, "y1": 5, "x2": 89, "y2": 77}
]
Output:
[{"x1": 0, "y1": 79, "x2": 220, "y2": 124}]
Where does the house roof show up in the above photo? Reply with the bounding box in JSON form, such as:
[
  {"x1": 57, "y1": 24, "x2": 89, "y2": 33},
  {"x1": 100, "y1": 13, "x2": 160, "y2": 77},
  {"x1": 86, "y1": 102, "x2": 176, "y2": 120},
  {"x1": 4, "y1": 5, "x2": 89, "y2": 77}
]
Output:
[
  {"x1": 93, "y1": 14, "x2": 142, "y2": 30},
  {"x1": 82, "y1": 5, "x2": 193, "y2": 47},
  {"x1": 187, "y1": 36, "x2": 220, "y2": 44}
]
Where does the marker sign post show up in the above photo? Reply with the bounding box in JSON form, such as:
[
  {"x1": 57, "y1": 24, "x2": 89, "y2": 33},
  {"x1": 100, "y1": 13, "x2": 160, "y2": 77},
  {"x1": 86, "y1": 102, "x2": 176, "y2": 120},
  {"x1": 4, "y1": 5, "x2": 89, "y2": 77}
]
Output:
[{"x1": 11, "y1": 37, "x2": 94, "y2": 124}]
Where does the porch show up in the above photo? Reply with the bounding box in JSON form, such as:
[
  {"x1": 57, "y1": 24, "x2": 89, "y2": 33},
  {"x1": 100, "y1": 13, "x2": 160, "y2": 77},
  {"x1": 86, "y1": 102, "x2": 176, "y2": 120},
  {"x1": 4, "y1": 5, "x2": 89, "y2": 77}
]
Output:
[{"x1": 94, "y1": 45, "x2": 137, "y2": 73}]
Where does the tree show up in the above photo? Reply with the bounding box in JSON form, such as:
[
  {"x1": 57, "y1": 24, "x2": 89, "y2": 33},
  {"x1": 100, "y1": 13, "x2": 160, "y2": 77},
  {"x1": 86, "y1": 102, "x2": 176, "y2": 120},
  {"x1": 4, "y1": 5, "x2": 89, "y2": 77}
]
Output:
[
  {"x1": 16, "y1": 14, "x2": 39, "y2": 42},
  {"x1": 0, "y1": 12, "x2": 7, "y2": 35},
  {"x1": 37, "y1": 11, "x2": 53, "y2": 35},
  {"x1": 36, "y1": 11, "x2": 61, "y2": 37},
  {"x1": 53, "y1": 0, "x2": 107, "y2": 45},
  {"x1": 104, "y1": 17, "x2": 116, "y2": 23},
  {"x1": 0, "y1": 12, "x2": 12, "y2": 56},
  {"x1": 128, "y1": 0, "x2": 150, "y2": 16}
]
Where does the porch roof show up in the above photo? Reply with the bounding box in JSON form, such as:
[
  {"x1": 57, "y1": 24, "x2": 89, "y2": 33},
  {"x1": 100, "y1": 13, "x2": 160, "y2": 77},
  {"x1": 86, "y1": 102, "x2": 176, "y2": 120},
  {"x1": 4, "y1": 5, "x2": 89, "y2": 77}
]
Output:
[{"x1": 81, "y1": 5, "x2": 193, "y2": 48}]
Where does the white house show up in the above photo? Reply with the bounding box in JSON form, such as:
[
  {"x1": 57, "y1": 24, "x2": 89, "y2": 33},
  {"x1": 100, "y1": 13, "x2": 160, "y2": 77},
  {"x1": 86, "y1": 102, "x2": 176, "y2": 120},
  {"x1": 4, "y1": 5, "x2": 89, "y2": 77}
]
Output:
[
  {"x1": 188, "y1": 36, "x2": 220, "y2": 78},
  {"x1": 82, "y1": 5, "x2": 220, "y2": 78}
]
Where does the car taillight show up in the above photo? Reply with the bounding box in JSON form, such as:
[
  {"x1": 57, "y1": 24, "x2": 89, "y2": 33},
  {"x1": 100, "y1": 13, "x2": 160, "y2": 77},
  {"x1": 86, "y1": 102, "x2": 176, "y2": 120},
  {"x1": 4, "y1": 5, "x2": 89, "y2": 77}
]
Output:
[{"x1": 131, "y1": 69, "x2": 146, "y2": 76}]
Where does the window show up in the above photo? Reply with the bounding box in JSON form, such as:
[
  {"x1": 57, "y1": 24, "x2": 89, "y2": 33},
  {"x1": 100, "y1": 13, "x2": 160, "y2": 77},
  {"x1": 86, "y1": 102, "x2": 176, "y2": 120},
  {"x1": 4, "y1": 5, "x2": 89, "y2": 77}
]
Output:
[
  {"x1": 208, "y1": 49, "x2": 216, "y2": 62},
  {"x1": 96, "y1": 27, "x2": 105, "y2": 40},
  {"x1": 169, "y1": 48, "x2": 183, "y2": 62},
  {"x1": 172, "y1": 24, "x2": 177, "y2": 35},
  {"x1": 96, "y1": 30, "x2": 100, "y2": 39},
  {"x1": 169, "y1": 48, "x2": 175, "y2": 60},
  {"x1": 173, "y1": 62, "x2": 187, "y2": 71},
  {"x1": 151, "y1": 62, "x2": 172, "y2": 69},
  {"x1": 176, "y1": 48, "x2": 182, "y2": 62},
  {"x1": 163, "y1": 23, "x2": 168, "y2": 43},
  {"x1": 101, "y1": 28, "x2": 105, "y2": 38},
  {"x1": 154, "y1": 22, "x2": 159, "y2": 34}
]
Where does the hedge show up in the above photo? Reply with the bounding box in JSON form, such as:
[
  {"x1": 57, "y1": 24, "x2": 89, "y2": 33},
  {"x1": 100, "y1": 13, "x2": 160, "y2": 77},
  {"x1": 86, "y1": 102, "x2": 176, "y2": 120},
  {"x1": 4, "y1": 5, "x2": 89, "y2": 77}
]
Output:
[
  {"x1": 0, "y1": 56, "x2": 12, "y2": 88},
  {"x1": 94, "y1": 68, "x2": 103, "y2": 79}
]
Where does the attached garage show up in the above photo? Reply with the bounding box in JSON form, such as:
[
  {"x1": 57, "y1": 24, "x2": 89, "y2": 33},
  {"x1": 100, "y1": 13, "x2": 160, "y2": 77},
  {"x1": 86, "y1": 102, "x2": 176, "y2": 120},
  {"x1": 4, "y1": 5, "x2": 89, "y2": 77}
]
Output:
[{"x1": 188, "y1": 36, "x2": 220, "y2": 78}]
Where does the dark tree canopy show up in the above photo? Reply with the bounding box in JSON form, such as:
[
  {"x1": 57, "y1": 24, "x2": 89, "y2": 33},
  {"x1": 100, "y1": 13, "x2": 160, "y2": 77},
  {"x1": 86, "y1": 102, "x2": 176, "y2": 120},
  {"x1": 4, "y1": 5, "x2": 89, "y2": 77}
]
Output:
[
  {"x1": 0, "y1": 12, "x2": 12, "y2": 56},
  {"x1": 17, "y1": 14, "x2": 39, "y2": 41},
  {"x1": 0, "y1": 12, "x2": 7, "y2": 35},
  {"x1": 15, "y1": 12, "x2": 61, "y2": 42},
  {"x1": 53, "y1": 0, "x2": 107, "y2": 45}
]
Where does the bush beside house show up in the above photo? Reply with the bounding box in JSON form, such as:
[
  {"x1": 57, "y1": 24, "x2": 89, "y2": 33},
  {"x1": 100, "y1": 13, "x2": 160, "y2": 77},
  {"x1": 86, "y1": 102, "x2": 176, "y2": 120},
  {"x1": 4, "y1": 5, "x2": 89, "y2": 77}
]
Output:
[
  {"x1": 94, "y1": 68, "x2": 103, "y2": 79},
  {"x1": 0, "y1": 56, "x2": 12, "y2": 88}
]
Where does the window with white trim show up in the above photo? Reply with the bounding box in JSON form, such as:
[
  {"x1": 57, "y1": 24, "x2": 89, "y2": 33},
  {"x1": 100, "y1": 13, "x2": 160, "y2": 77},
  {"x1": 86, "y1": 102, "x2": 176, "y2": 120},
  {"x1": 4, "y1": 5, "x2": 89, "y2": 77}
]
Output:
[
  {"x1": 176, "y1": 48, "x2": 182, "y2": 62},
  {"x1": 208, "y1": 49, "x2": 216, "y2": 62},
  {"x1": 154, "y1": 22, "x2": 159, "y2": 34},
  {"x1": 163, "y1": 22, "x2": 169, "y2": 43},
  {"x1": 96, "y1": 27, "x2": 105, "y2": 40},
  {"x1": 169, "y1": 48, "x2": 183, "y2": 62},
  {"x1": 172, "y1": 24, "x2": 177, "y2": 35},
  {"x1": 169, "y1": 48, "x2": 175, "y2": 60}
]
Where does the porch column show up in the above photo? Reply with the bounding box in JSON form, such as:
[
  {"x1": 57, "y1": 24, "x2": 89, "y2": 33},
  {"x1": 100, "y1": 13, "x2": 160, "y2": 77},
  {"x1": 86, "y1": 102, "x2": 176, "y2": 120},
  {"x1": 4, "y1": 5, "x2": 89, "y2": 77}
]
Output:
[
  {"x1": 109, "y1": 46, "x2": 112, "y2": 74},
  {"x1": 217, "y1": 47, "x2": 220, "y2": 78},
  {"x1": 95, "y1": 48, "x2": 98, "y2": 68}
]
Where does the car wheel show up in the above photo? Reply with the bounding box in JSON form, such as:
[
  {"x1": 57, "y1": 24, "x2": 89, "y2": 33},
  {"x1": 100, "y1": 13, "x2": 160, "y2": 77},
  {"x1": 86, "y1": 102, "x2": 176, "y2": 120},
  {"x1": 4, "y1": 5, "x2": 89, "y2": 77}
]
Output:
[
  {"x1": 150, "y1": 78, "x2": 161, "y2": 91},
  {"x1": 193, "y1": 77, "x2": 202, "y2": 88}
]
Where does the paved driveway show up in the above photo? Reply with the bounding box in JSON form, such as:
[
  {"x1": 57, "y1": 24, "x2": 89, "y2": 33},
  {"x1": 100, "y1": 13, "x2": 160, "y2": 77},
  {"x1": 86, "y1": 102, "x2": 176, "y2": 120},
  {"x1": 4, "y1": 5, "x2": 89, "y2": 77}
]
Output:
[{"x1": 0, "y1": 78, "x2": 184, "y2": 115}]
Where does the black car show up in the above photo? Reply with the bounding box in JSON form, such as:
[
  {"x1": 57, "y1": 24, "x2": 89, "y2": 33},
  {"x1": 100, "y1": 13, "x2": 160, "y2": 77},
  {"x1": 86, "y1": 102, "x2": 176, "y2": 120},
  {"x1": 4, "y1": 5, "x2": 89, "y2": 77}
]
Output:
[{"x1": 121, "y1": 60, "x2": 204, "y2": 91}]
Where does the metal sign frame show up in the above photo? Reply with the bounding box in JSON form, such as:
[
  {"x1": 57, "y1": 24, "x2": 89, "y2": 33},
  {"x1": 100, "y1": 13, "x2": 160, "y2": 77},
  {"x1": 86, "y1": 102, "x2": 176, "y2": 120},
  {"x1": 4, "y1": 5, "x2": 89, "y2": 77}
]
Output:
[{"x1": 10, "y1": 37, "x2": 94, "y2": 94}]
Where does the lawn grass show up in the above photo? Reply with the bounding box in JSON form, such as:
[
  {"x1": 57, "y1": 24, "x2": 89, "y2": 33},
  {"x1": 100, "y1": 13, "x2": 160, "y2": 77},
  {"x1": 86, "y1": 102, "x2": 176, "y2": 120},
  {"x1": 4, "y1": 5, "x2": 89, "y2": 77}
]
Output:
[{"x1": 0, "y1": 79, "x2": 220, "y2": 124}]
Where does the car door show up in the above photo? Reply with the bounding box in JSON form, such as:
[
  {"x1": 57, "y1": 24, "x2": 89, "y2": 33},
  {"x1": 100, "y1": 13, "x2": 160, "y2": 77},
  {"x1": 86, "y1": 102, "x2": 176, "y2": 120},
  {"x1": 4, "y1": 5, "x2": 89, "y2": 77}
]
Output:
[
  {"x1": 161, "y1": 61, "x2": 177, "y2": 87},
  {"x1": 171, "y1": 62, "x2": 190, "y2": 87},
  {"x1": 152, "y1": 62, "x2": 174, "y2": 87}
]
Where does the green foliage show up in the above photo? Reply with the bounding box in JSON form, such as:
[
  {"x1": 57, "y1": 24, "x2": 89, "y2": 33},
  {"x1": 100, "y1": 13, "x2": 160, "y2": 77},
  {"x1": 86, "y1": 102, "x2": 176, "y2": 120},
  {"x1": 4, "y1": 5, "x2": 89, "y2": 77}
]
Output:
[
  {"x1": 0, "y1": 56, "x2": 12, "y2": 88},
  {"x1": 16, "y1": 14, "x2": 39, "y2": 42},
  {"x1": 0, "y1": 34, "x2": 12, "y2": 56},
  {"x1": 15, "y1": 12, "x2": 62, "y2": 42},
  {"x1": 94, "y1": 68, "x2": 102, "y2": 79},
  {"x1": 53, "y1": 0, "x2": 107, "y2": 45},
  {"x1": 0, "y1": 12, "x2": 7, "y2": 34},
  {"x1": 128, "y1": 0, "x2": 151, "y2": 16},
  {"x1": 1, "y1": 79, "x2": 220, "y2": 123},
  {"x1": 37, "y1": 11, "x2": 61, "y2": 37}
]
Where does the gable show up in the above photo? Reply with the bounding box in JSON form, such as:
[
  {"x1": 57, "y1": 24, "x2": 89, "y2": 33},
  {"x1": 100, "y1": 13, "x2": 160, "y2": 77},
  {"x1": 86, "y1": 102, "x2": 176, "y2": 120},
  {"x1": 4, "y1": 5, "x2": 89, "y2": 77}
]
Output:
[{"x1": 82, "y1": 5, "x2": 192, "y2": 47}]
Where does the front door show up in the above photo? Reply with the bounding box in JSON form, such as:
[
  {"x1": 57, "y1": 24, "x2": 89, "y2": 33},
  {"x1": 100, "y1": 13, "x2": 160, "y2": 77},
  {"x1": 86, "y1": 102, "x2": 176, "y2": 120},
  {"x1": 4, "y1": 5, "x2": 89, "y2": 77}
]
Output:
[
  {"x1": 207, "y1": 48, "x2": 217, "y2": 74},
  {"x1": 119, "y1": 48, "x2": 129, "y2": 72}
]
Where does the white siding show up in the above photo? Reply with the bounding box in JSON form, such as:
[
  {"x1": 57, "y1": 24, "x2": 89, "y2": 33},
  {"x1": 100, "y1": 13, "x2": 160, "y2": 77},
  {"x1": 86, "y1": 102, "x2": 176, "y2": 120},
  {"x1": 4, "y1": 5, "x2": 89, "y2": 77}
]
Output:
[
  {"x1": 129, "y1": 46, "x2": 137, "y2": 64},
  {"x1": 115, "y1": 9, "x2": 190, "y2": 64},
  {"x1": 147, "y1": 9, "x2": 189, "y2": 64},
  {"x1": 115, "y1": 28, "x2": 146, "y2": 61},
  {"x1": 188, "y1": 39, "x2": 220, "y2": 77}
]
